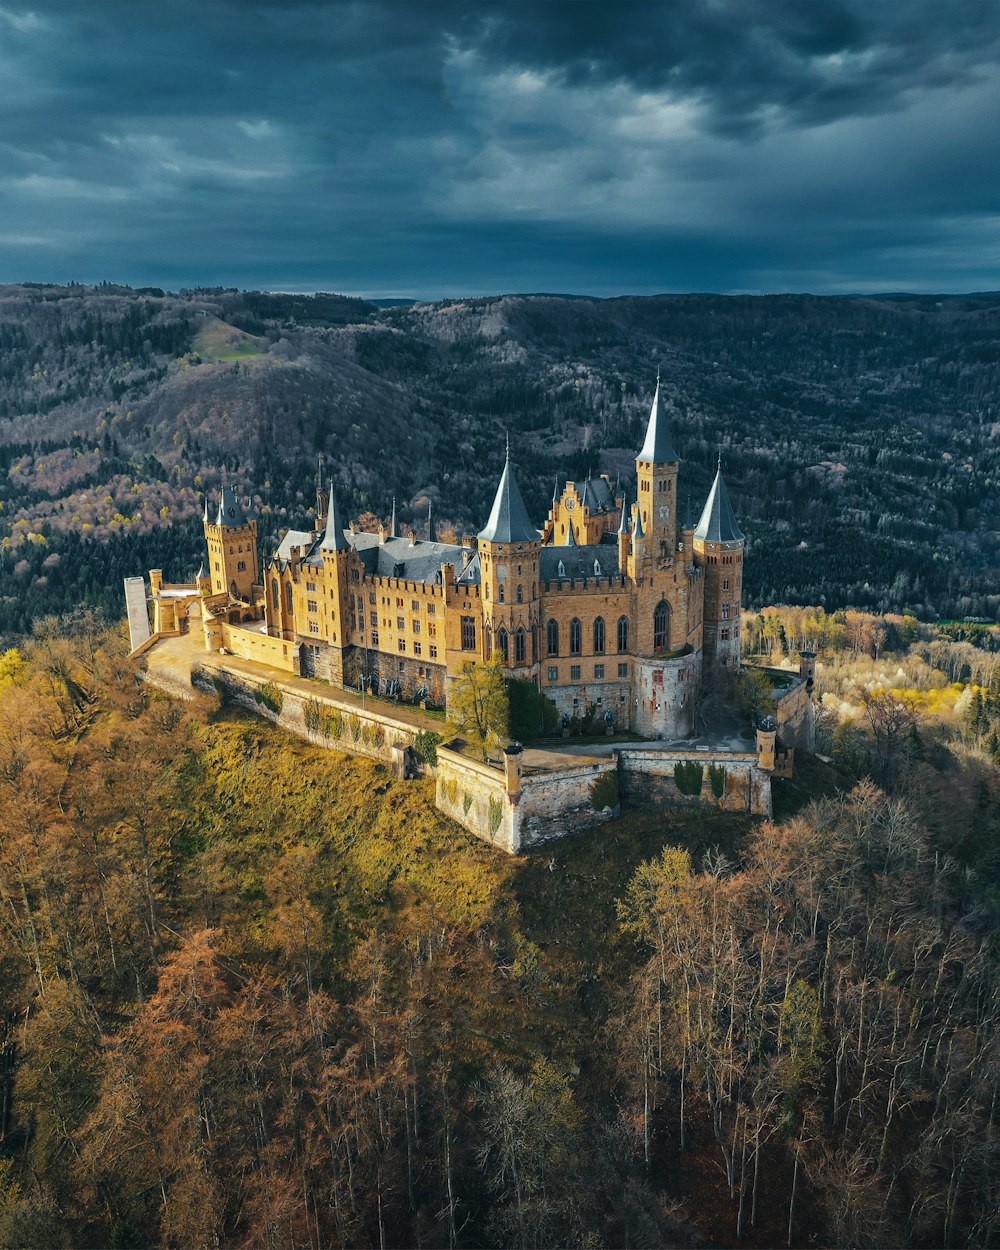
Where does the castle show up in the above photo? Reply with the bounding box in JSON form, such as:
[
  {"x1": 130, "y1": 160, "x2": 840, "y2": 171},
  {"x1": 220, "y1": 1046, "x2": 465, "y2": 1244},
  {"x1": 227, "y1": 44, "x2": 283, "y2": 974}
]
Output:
[{"x1": 145, "y1": 375, "x2": 748, "y2": 738}]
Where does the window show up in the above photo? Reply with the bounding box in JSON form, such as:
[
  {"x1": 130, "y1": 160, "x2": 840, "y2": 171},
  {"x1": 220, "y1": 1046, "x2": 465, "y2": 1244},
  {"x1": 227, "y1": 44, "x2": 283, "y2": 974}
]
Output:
[
  {"x1": 498, "y1": 583, "x2": 505, "y2": 603},
  {"x1": 429, "y1": 645, "x2": 438, "y2": 659},
  {"x1": 271, "y1": 578, "x2": 279, "y2": 606},
  {"x1": 514, "y1": 627, "x2": 526, "y2": 665},
  {"x1": 370, "y1": 611, "x2": 377, "y2": 628},
  {"x1": 398, "y1": 640, "x2": 406, "y2": 652},
  {"x1": 594, "y1": 663, "x2": 604, "y2": 679},
  {"x1": 428, "y1": 622, "x2": 437, "y2": 636},
  {"x1": 558, "y1": 560, "x2": 566, "y2": 578},
  {"x1": 309, "y1": 622, "x2": 320, "y2": 635},
  {"x1": 722, "y1": 602, "x2": 730, "y2": 619},
  {"x1": 427, "y1": 603, "x2": 436, "y2": 614},
  {"x1": 351, "y1": 569, "x2": 359, "y2": 582},
  {"x1": 548, "y1": 666, "x2": 558, "y2": 681},
  {"x1": 372, "y1": 631, "x2": 379, "y2": 647},
  {"x1": 414, "y1": 642, "x2": 422, "y2": 656},
  {"x1": 397, "y1": 616, "x2": 405, "y2": 630},
  {"x1": 722, "y1": 578, "x2": 730, "y2": 591},
  {"x1": 653, "y1": 599, "x2": 669, "y2": 653},
  {"x1": 516, "y1": 584, "x2": 523, "y2": 603},
  {"x1": 547, "y1": 618, "x2": 559, "y2": 656},
  {"x1": 618, "y1": 662, "x2": 628, "y2": 678},
  {"x1": 570, "y1": 664, "x2": 581, "y2": 680},
  {"x1": 411, "y1": 600, "x2": 419, "y2": 610},
  {"x1": 461, "y1": 616, "x2": 476, "y2": 650},
  {"x1": 237, "y1": 560, "x2": 246, "y2": 572},
  {"x1": 396, "y1": 597, "x2": 404, "y2": 608},
  {"x1": 412, "y1": 620, "x2": 421, "y2": 633},
  {"x1": 496, "y1": 627, "x2": 509, "y2": 663},
  {"x1": 593, "y1": 616, "x2": 605, "y2": 654},
  {"x1": 570, "y1": 618, "x2": 582, "y2": 655},
  {"x1": 369, "y1": 593, "x2": 376, "y2": 605},
  {"x1": 593, "y1": 560, "x2": 601, "y2": 576},
  {"x1": 617, "y1": 616, "x2": 629, "y2": 653},
  {"x1": 307, "y1": 600, "x2": 318, "y2": 613},
  {"x1": 306, "y1": 581, "x2": 316, "y2": 592},
  {"x1": 721, "y1": 629, "x2": 730, "y2": 641},
  {"x1": 285, "y1": 583, "x2": 293, "y2": 613}
]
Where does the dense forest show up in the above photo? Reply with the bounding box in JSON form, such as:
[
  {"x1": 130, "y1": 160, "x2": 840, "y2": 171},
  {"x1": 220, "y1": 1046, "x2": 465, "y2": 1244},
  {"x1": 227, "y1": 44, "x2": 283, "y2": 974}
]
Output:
[
  {"x1": 3, "y1": 614, "x2": 1000, "y2": 1247},
  {"x1": 2, "y1": 282, "x2": 1000, "y2": 640}
]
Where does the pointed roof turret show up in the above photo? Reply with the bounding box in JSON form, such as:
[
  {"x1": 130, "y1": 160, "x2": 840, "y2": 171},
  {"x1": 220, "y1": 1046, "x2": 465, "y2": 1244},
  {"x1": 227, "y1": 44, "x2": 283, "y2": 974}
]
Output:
[
  {"x1": 196, "y1": 561, "x2": 205, "y2": 579},
  {"x1": 552, "y1": 477, "x2": 560, "y2": 507},
  {"x1": 633, "y1": 502, "x2": 645, "y2": 538},
  {"x1": 203, "y1": 494, "x2": 210, "y2": 524},
  {"x1": 389, "y1": 497, "x2": 397, "y2": 539},
  {"x1": 617, "y1": 488, "x2": 630, "y2": 534},
  {"x1": 216, "y1": 481, "x2": 247, "y2": 527},
  {"x1": 477, "y1": 446, "x2": 539, "y2": 544},
  {"x1": 637, "y1": 368, "x2": 678, "y2": 463},
  {"x1": 427, "y1": 500, "x2": 437, "y2": 543},
  {"x1": 694, "y1": 460, "x2": 744, "y2": 543},
  {"x1": 320, "y1": 485, "x2": 350, "y2": 551},
  {"x1": 566, "y1": 517, "x2": 578, "y2": 545}
]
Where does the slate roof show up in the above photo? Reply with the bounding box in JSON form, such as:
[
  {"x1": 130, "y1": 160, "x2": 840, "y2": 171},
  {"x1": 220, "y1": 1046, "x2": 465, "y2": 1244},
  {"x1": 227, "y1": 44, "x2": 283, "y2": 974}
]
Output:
[
  {"x1": 477, "y1": 453, "x2": 540, "y2": 544},
  {"x1": 637, "y1": 376, "x2": 679, "y2": 463},
  {"x1": 694, "y1": 465, "x2": 744, "y2": 543},
  {"x1": 216, "y1": 483, "x2": 248, "y2": 527},
  {"x1": 541, "y1": 542, "x2": 620, "y2": 582},
  {"x1": 350, "y1": 532, "x2": 467, "y2": 582},
  {"x1": 580, "y1": 474, "x2": 615, "y2": 511},
  {"x1": 320, "y1": 488, "x2": 350, "y2": 551}
]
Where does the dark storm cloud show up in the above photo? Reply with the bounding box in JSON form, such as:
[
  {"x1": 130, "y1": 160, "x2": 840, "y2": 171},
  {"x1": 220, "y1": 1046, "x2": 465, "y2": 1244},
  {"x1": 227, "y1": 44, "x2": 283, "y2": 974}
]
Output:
[{"x1": 0, "y1": 0, "x2": 998, "y2": 294}]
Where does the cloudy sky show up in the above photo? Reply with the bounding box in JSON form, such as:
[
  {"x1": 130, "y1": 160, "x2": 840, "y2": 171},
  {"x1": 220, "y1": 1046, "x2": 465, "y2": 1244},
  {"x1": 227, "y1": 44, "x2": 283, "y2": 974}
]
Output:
[{"x1": 2, "y1": 0, "x2": 1000, "y2": 297}]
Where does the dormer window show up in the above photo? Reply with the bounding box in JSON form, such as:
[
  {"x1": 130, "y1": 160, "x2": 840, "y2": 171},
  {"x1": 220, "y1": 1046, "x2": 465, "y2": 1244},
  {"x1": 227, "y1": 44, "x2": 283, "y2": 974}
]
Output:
[
  {"x1": 593, "y1": 560, "x2": 601, "y2": 576},
  {"x1": 558, "y1": 560, "x2": 566, "y2": 578}
]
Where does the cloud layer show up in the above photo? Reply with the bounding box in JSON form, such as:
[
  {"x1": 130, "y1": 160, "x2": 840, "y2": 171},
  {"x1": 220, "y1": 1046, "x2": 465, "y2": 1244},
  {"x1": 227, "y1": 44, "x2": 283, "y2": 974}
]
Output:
[{"x1": 0, "y1": 0, "x2": 998, "y2": 295}]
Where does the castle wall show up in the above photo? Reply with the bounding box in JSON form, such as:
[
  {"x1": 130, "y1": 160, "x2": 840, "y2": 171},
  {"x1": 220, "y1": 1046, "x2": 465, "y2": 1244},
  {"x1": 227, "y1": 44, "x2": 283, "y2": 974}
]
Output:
[
  {"x1": 632, "y1": 650, "x2": 702, "y2": 739},
  {"x1": 774, "y1": 679, "x2": 815, "y2": 752},
  {"x1": 518, "y1": 759, "x2": 620, "y2": 847},
  {"x1": 619, "y1": 747, "x2": 772, "y2": 816},
  {"x1": 219, "y1": 621, "x2": 299, "y2": 673},
  {"x1": 435, "y1": 749, "x2": 517, "y2": 852}
]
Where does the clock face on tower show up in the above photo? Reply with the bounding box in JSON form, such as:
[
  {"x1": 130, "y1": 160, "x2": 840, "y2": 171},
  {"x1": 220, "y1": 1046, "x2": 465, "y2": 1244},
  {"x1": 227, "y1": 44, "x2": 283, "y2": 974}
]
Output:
[{"x1": 565, "y1": 498, "x2": 576, "y2": 510}]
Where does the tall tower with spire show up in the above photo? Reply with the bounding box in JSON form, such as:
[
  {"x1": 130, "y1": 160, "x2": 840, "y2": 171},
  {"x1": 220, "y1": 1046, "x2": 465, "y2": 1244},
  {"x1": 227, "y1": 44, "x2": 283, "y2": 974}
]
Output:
[
  {"x1": 634, "y1": 369, "x2": 680, "y2": 570},
  {"x1": 693, "y1": 459, "x2": 745, "y2": 682},
  {"x1": 203, "y1": 481, "x2": 259, "y2": 600},
  {"x1": 476, "y1": 442, "x2": 541, "y2": 678},
  {"x1": 319, "y1": 484, "x2": 353, "y2": 687}
]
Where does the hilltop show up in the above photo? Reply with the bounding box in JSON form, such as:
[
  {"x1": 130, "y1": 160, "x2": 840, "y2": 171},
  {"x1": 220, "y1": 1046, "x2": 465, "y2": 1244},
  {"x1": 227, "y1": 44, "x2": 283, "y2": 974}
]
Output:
[{"x1": 2, "y1": 283, "x2": 1000, "y2": 636}]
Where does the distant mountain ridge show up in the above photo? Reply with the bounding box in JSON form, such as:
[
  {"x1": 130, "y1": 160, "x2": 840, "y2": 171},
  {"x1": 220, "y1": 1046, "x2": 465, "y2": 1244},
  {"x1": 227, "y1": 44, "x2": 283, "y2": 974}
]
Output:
[{"x1": 1, "y1": 282, "x2": 999, "y2": 637}]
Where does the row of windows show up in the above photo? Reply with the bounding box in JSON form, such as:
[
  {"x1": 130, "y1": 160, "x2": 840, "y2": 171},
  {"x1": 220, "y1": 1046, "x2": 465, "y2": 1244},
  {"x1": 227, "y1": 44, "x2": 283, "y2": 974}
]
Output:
[
  {"x1": 547, "y1": 615, "x2": 629, "y2": 656},
  {"x1": 397, "y1": 641, "x2": 439, "y2": 658},
  {"x1": 547, "y1": 662, "x2": 629, "y2": 682}
]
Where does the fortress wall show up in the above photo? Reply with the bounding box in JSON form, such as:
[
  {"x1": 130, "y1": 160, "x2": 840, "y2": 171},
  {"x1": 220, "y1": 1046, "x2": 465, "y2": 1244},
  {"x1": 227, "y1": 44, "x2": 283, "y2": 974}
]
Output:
[
  {"x1": 618, "y1": 748, "x2": 772, "y2": 816},
  {"x1": 435, "y1": 749, "x2": 516, "y2": 853},
  {"x1": 518, "y1": 758, "x2": 619, "y2": 848},
  {"x1": 219, "y1": 622, "x2": 298, "y2": 672},
  {"x1": 774, "y1": 680, "x2": 815, "y2": 752},
  {"x1": 192, "y1": 662, "x2": 418, "y2": 766}
]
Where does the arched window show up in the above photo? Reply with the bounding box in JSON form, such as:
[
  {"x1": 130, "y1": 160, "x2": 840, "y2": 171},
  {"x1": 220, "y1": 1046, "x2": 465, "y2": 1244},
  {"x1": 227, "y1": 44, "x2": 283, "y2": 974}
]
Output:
[
  {"x1": 285, "y1": 582, "x2": 293, "y2": 613},
  {"x1": 516, "y1": 584, "x2": 523, "y2": 604},
  {"x1": 593, "y1": 616, "x2": 605, "y2": 654},
  {"x1": 496, "y1": 626, "x2": 509, "y2": 663},
  {"x1": 570, "y1": 618, "x2": 582, "y2": 655},
  {"x1": 271, "y1": 578, "x2": 279, "y2": 608},
  {"x1": 653, "y1": 600, "x2": 669, "y2": 653},
  {"x1": 617, "y1": 615, "x2": 629, "y2": 653},
  {"x1": 514, "y1": 627, "x2": 526, "y2": 664},
  {"x1": 557, "y1": 560, "x2": 566, "y2": 578},
  {"x1": 547, "y1": 618, "x2": 559, "y2": 656},
  {"x1": 498, "y1": 583, "x2": 505, "y2": 603}
]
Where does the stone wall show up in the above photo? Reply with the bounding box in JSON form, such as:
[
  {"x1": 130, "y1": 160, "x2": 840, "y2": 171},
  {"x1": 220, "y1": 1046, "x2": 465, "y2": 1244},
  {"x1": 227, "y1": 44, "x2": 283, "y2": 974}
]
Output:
[
  {"x1": 435, "y1": 749, "x2": 516, "y2": 852},
  {"x1": 518, "y1": 759, "x2": 620, "y2": 847},
  {"x1": 219, "y1": 622, "x2": 299, "y2": 673},
  {"x1": 618, "y1": 747, "x2": 772, "y2": 816},
  {"x1": 774, "y1": 679, "x2": 815, "y2": 752}
]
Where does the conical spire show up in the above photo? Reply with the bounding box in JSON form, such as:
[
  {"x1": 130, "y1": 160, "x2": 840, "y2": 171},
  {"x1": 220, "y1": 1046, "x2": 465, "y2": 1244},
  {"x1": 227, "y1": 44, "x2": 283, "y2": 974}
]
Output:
[
  {"x1": 633, "y1": 502, "x2": 645, "y2": 538},
  {"x1": 216, "y1": 481, "x2": 247, "y2": 527},
  {"x1": 203, "y1": 494, "x2": 210, "y2": 524},
  {"x1": 694, "y1": 460, "x2": 744, "y2": 543},
  {"x1": 427, "y1": 500, "x2": 437, "y2": 543},
  {"x1": 389, "y1": 497, "x2": 397, "y2": 539},
  {"x1": 617, "y1": 488, "x2": 630, "y2": 534},
  {"x1": 477, "y1": 446, "x2": 538, "y2": 544},
  {"x1": 196, "y1": 561, "x2": 205, "y2": 579},
  {"x1": 552, "y1": 477, "x2": 560, "y2": 506},
  {"x1": 637, "y1": 368, "x2": 678, "y2": 463},
  {"x1": 321, "y1": 485, "x2": 350, "y2": 551},
  {"x1": 566, "y1": 517, "x2": 578, "y2": 545}
]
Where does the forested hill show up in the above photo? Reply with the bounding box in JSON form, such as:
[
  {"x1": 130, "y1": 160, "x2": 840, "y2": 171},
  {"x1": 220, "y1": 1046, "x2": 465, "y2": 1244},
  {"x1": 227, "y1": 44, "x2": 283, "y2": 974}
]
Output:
[{"x1": 2, "y1": 281, "x2": 1000, "y2": 637}]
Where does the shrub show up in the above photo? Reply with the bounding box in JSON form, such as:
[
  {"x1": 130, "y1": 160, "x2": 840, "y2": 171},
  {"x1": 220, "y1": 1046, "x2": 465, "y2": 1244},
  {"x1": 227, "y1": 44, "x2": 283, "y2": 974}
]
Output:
[
  {"x1": 304, "y1": 698, "x2": 321, "y2": 733},
  {"x1": 361, "y1": 723, "x2": 377, "y2": 746},
  {"x1": 674, "y1": 760, "x2": 704, "y2": 796},
  {"x1": 590, "y1": 770, "x2": 620, "y2": 811},
  {"x1": 320, "y1": 709, "x2": 343, "y2": 738},
  {"x1": 413, "y1": 729, "x2": 441, "y2": 765},
  {"x1": 374, "y1": 724, "x2": 385, "y2": 748},
  {"x1": 445, "y1": 779, "x2": 459, "y2": 804},
  {"x1": 708, "y1": 763, "x2": 727, "y2": 798},
  {"x1": 462, "y1": 791, "x2": 473, "y2": 815},
  {"x1": 348, "y1": 714, "x2": 362, "y2": 742},
  {"x1": 255, "y1": 681, "x2": 283, "y2": 715},
  {"x1": 488, "y1": 795, "x2": 504, "y2": 835}
]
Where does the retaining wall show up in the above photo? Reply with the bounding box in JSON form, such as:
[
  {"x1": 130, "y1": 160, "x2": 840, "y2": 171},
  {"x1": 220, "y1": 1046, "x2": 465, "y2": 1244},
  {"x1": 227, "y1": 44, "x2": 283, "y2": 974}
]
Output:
[{"x1": 618, "y1": 747, "x2": 772, "y2": 816}]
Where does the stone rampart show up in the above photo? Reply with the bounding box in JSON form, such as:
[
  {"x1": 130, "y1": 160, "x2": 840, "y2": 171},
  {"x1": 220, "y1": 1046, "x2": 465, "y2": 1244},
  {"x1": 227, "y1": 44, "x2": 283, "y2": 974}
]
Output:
[
  {"x1": 618, "y1": 747, "x2": 772, "y2": 816},
  {"x1": 435, "y1": 749, "x2": 516, "y2": 852},
  {"x1": 774, "y1": 678, "x2": 815, "y2": 752},
  {"x1": 519, "y1": 759, "x2": 620, "y2": 848},
  {"x1": 219, "y1": 622, "x2": 298, "y2": 673}
]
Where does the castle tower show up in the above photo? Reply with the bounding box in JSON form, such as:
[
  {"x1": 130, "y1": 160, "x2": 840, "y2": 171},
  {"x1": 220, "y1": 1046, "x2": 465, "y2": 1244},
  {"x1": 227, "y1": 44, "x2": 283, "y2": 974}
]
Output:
[
  {"x1": 693, "y1": 459, "x2": 744, "y2": 681},
  {"x1": 476, "y1": 444, "x2": 541, "y2": 678},
  {"x1": 319, "y1": 485, "x2": 353, "y2": 687},
  {"x1": 634, "y1": 370, "x2": 680, "y2": 570},
  {"x1": 203, "y1": 482, "x2": 259, "y2": 601}
]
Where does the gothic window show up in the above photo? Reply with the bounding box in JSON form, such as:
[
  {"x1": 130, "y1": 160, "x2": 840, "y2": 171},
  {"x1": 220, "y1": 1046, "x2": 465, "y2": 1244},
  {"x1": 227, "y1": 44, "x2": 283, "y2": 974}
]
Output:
[
  {"x1": 593, "y1": 616, "x2": 606, "y2": 654},
  {"x1": 461, "y1": 616, "x2": 476, "y2": 650},
  {"x1": 547, "y1": 618, "x2": 559, "y2": 656},
  {"x1": 516, "y1": 584, "x2": 523, "y2": 603},
  {"x1": 653, "y1": 599, "x2": 669, "y2": 653},
  {"x1": 499, "y1": 583, "x2": 505, "y2": 603},
  {"x1": 722, "y1": 602, "x2": 730, "y2": 619},
  {"x1": 271, "y1": 578, "x2": 279, "y2": 607},
  {"x1": 514, "y1": 627, "x2": 526, "y2": 664},
  {"x1": 570, "y1": 618, "x2": 582, "y2": 655},
  {"x1": 617, "y1": 615, "x2": 629, "y2": 653},
  {"x1": 285, "y1": 582, "x2": 293, "y2": 614},
  {"x1": 496, "y1": 627, "x2": 509, "y2": 663}
]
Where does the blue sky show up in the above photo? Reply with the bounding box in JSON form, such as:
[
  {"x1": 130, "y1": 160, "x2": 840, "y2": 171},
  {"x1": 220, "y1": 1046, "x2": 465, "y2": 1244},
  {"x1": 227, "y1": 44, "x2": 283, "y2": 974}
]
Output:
[{"x1": 2, "y1": 0, "x2": 1000, "y2": 297}]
